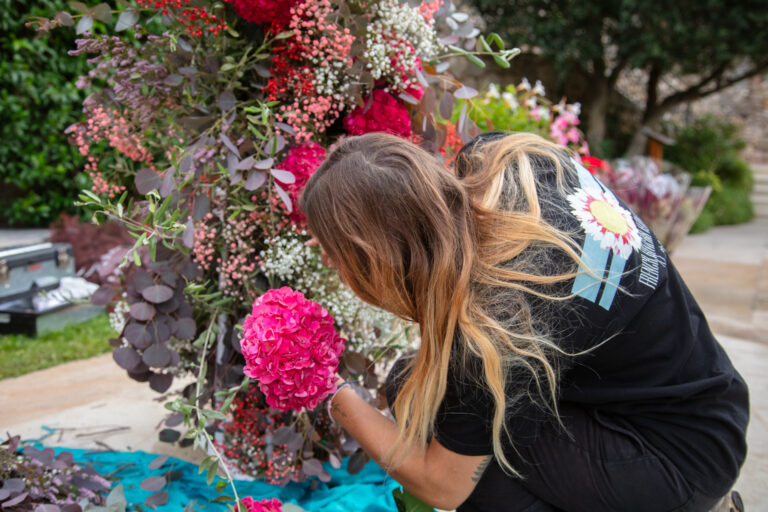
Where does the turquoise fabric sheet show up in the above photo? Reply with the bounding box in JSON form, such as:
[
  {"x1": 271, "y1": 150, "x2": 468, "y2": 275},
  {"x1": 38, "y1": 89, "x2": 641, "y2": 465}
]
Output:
[{"x1": 54, "y1": 447, "x2": 399, "y2": 511}]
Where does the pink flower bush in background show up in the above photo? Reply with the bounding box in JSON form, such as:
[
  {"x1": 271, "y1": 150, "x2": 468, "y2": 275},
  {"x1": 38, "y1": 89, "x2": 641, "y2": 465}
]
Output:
[
  {"x1": 343, "y1": 89, "x2": 412, "y2": 138},
  {"x1": 242, "y1": 497, "x2": 283, "y2": 512},
  {"x1": 241, "y1": 287, "x2": 345, "y2": 411}
]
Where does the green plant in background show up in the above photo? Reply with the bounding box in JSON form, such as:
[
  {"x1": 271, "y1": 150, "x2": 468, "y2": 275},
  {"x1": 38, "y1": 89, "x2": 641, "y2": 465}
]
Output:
[
  {"x1": 664, "y1": 116, "x2": 754, "y2": 232},
  {"x1": 456, "y1": 81, "x2": 589, "y2": 155},
  {"x1": 0, "y1": 0, "x2": 90, "y2": 227}
]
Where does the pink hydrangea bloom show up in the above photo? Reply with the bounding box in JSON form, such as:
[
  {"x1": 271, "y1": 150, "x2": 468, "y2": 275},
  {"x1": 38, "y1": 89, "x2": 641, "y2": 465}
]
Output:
[
  {"x1": 241, "y1": 287, "x2": 346, "y2": 411},
  {"x1": 343, "y1": 89, "x2": 412, "y2": 139},
  {"x1": 242, "y1": 497, "x2": 283, "y2": 512},
  {"x1": 276, "y1": 142, "x2": 326, "y2": 225}
]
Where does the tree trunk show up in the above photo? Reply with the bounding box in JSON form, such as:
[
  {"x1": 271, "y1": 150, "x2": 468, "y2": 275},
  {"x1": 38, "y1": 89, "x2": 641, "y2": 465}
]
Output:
[
  {"x1": 626, "y1": 63, "x2": 663, "y2": 156},
  {"x1": 626, "y1": 126, "x2": 649, "y2": 156},
  {"x1": 586, "y1": 78, "x2": 609, "y2": 153},
  {"x1": 626, "y1": 111, "x2": 664, "y2": 156}
]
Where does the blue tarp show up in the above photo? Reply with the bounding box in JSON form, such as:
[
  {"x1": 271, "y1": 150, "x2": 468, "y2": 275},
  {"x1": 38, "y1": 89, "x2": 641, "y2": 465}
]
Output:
[{"x1": 54, "y1": 447, "x2": 399, "y2": 511}]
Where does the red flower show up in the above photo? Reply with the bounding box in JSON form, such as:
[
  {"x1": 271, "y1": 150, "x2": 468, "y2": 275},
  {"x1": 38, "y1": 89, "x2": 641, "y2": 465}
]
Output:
[
  {"x1": 581, "y1": 155, "x2": 610, "y2": 175},
  {"x1": 225, "y1": 0, "x2": 298, "y2": 32},
  {"x1": 343, "y1": 90, "x2": 412, "y2": 138}
]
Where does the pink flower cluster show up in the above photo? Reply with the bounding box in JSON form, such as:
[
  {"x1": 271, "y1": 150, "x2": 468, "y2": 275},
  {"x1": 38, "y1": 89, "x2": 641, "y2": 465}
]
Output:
[
  {"x1": 225, "y1": 0, "x2": 297, "y2": 32},
  {"x1": 241, "y1": 287, "x2": 345, "y2": 411},
  {"x1": 550, "y1": 109, "x2": 582, "y2": 148},
  {"x1": 343, "y1": 90, "x2": 412, "y2": 138},
  {"x1": 274, "y1": 0, "x2": 355, "y2": 140},
  {"x1": 418, "y1": 0, "x2": 442, "y2": 21},
  {"x1": 219, "y1": 211, "x2": 262, "y2": 301},
  {"x1": 276, "y1": 142, "x2": 326, "y2": 224},
  {"x1": 192, "y1": 213, "x2": 218, "y2": 272},
  {"x1": 67, "y1": 104, "x2": 155, "y2": 197},
  {"x1": 242, "y1": 497, "x2": 283, "y2": 512}
]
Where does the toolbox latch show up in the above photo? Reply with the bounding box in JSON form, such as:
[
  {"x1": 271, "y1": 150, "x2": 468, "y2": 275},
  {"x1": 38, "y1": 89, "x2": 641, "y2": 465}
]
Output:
[{"x1": 57, "y1": 247, "x2": 71, "y2": 270}]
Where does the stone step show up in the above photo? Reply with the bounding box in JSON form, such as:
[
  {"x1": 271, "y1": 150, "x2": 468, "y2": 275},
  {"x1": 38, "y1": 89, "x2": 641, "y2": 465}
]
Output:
[
  {"x1": 754, "y1": 182, "x2": 768, "y2": 195},
  {"x1": 755, "y1": 202, "x2": 768, "y2": 219}
]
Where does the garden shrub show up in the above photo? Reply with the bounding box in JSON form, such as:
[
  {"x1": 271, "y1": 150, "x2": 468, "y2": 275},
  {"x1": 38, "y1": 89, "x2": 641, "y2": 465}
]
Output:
[
  {"x1": 663, "y1": 116, "x2": 754, "y2": 230},
  {"x1": 0, "y1": 0, "x2": 88, "y2": 227}
]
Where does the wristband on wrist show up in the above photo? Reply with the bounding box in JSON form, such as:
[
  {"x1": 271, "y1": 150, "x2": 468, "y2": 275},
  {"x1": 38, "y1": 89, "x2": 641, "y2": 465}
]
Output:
[{"x1": 326, "y1": 381, "x2": 352, "y2": 422}]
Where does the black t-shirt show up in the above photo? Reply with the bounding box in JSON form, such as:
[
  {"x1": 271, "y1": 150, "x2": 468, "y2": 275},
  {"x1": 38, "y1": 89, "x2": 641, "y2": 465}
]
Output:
[{"x1": 385, "y1": 135, "x2": 749, "y2": 493}]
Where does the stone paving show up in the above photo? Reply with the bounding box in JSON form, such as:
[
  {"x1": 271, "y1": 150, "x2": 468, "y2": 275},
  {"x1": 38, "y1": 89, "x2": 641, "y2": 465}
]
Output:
[{"x1": 1, "y1": 220, "x2": 767, "y2": 509}]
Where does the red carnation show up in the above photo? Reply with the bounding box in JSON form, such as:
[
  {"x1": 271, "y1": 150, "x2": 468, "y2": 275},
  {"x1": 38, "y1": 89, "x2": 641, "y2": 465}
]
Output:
[{"x1": 343, "y1": 90, "x2": 412, "y2": 139}]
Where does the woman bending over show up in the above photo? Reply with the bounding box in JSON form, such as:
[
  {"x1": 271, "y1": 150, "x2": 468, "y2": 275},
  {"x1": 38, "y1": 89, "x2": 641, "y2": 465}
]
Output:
[{"x1": 299, "y1": 132, "x2": 748, "y2": 512}]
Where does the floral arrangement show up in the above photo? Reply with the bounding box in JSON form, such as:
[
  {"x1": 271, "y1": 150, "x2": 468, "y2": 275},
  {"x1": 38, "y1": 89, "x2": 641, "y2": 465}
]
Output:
[
  {"x1": 241, "y1": 287, "x2": 346, "y2": 411},
  {"x1": 590, "y1": 156, "x2": 712, "y2": 252},
  {"x1": 33, "y1": 0, "x2": 516, "y2": 502}
]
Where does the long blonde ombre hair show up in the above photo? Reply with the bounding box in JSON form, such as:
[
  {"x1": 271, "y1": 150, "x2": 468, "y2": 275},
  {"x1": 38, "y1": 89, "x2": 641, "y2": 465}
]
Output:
[{"x1": 300, "y1": 131, "x2": 585, "y2": 474}]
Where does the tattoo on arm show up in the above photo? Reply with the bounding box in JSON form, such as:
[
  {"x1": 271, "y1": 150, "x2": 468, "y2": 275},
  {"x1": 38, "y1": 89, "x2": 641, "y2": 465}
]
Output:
[
  {"x1": 471, "y1": 456, "x2": 492, "y2": 483},
  {"x1": 331, "y1": 401, "x2": 348, "y2": 419}
]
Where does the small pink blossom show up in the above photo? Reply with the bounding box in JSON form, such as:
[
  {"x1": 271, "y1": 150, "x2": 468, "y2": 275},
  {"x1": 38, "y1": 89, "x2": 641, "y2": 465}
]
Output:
[
  {"x1": 241, "y1": 287, "x2": 346, "y2": 411},
  {"x1": 242, "y1": 497, "x2": 283, "y2": 512}
]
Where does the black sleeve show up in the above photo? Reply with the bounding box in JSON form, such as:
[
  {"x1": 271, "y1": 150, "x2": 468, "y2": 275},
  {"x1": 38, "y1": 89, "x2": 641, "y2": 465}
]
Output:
[{"x1": 385, "y1": 356, "x2": 546, "y2": 456}]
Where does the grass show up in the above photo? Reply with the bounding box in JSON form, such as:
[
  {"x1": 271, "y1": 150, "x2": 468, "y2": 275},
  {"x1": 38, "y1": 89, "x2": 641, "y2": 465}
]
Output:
[{"x1": 0, "y1": 314, "x2": 115, "y2": 380}]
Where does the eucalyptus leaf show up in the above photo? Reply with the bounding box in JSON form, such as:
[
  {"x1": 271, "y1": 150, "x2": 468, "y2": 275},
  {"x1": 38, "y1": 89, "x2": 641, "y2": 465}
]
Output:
[
  {"x1": 129, "y1": 302, "x2": 155, "y2": 321},
  {"x1": 68, "y1": 1, "x2": 89, "y2": 12},
  {"x1": 270, "y1": 168, "x2": 295, "y2": 184},
  {"x1": 244, "y1": 170, "x2": 267, "y2": 190},
  {"x1": 76, "y1": 15, "x2": 93, "y2": 34},
  {"x1": 140, "y1": 476, "x2": 166, "y2": 492},
  {"x1": 113, "y1": 346, "x2": 142, "y2": 371},
  {"x1": 148, "y1": 454, "x2": 169, "y2": 470},
  {"x1": 159, "y1": 168, "x2": 176, "y2": 197},
  {"x1": 253, "y1": 157, "x2": 274, "y2": 169},
  {"x1": 145, "y1": 491, "x2": 169, "y2": 507},
  {"x1": 142, "y1": 284, "x2": 174, "y2": 303},
  {"x1": 135, "y1": 168, "x2": 162, "y2": 194},
  {"x1": 143, "y1": 343, "x2": 172, "y2": 368},
  {"x1": 274, "y1": 183, "x2": 292, "y2": 212},
  {"x1": 220, "y1": 133, "x2": 240, "y2": 157},
  {"x1": 175, "y1": 318, "x2": 197, "y2": 340},
  {"x1": 182, "y1": 218, "x2": 195, "y2": 248},
  {"x1": 150, "y1": 373, "x2": 174, "y2": 393},
  {"x1": 116, "y1": 9, "x2": 139, "y2": 31},
  {"x1": 91, "y1": 3, "x2": 112, "y2": 23},
  {"x1": 159, "y1": 429, "x2": 181, "y2": 443},
  {"x1": 236, "y1": 156, "x2": 255, "y2": 170},
  {"x1": 218, "y1": 91, "x2": 236, "y2": 112},
  {"x1": 453, "y1": 86, "x2": 478, "y2": 99},
  {"x1": 55, "y1": 11, "x2": 75, "y2": 27}
]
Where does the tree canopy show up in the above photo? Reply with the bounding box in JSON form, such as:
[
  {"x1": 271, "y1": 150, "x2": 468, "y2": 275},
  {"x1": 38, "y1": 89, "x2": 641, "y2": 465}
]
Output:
[{"x1": 469, "y1": 0, "x2": 768, "y2": 154}]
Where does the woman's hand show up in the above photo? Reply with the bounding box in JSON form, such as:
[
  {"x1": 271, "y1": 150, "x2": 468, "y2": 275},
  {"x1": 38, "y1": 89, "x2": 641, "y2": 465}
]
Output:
[{"x1": 329, "y1": 380, "x2": 491, "y2": 510}]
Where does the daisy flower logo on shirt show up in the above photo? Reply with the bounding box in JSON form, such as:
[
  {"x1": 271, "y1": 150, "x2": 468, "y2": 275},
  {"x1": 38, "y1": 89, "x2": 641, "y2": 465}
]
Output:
[{"x1": 567, "y1": 186, "x2": 642, "y2": 259}]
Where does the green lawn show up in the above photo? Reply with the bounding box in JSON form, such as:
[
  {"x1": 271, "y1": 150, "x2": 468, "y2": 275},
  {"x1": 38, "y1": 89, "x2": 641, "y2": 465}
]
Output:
[{"x1": 0, "y1": 314, "x2": 115, "y2": 380}]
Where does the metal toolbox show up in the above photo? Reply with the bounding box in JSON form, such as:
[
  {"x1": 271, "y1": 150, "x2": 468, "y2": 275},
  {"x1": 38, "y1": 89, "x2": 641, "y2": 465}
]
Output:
[
  {"x1": 0, "y1": 242, "x2": 104, "y2": 337},
  {"x1": 0, "y1": 242, "x2": 75, "y2": 304}
]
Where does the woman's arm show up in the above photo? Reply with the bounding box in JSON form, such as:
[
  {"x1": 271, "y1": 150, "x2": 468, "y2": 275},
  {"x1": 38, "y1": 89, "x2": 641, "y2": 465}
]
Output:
[{"x1": 330, "y1": 383, "x2": 491, "y2": 511}]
